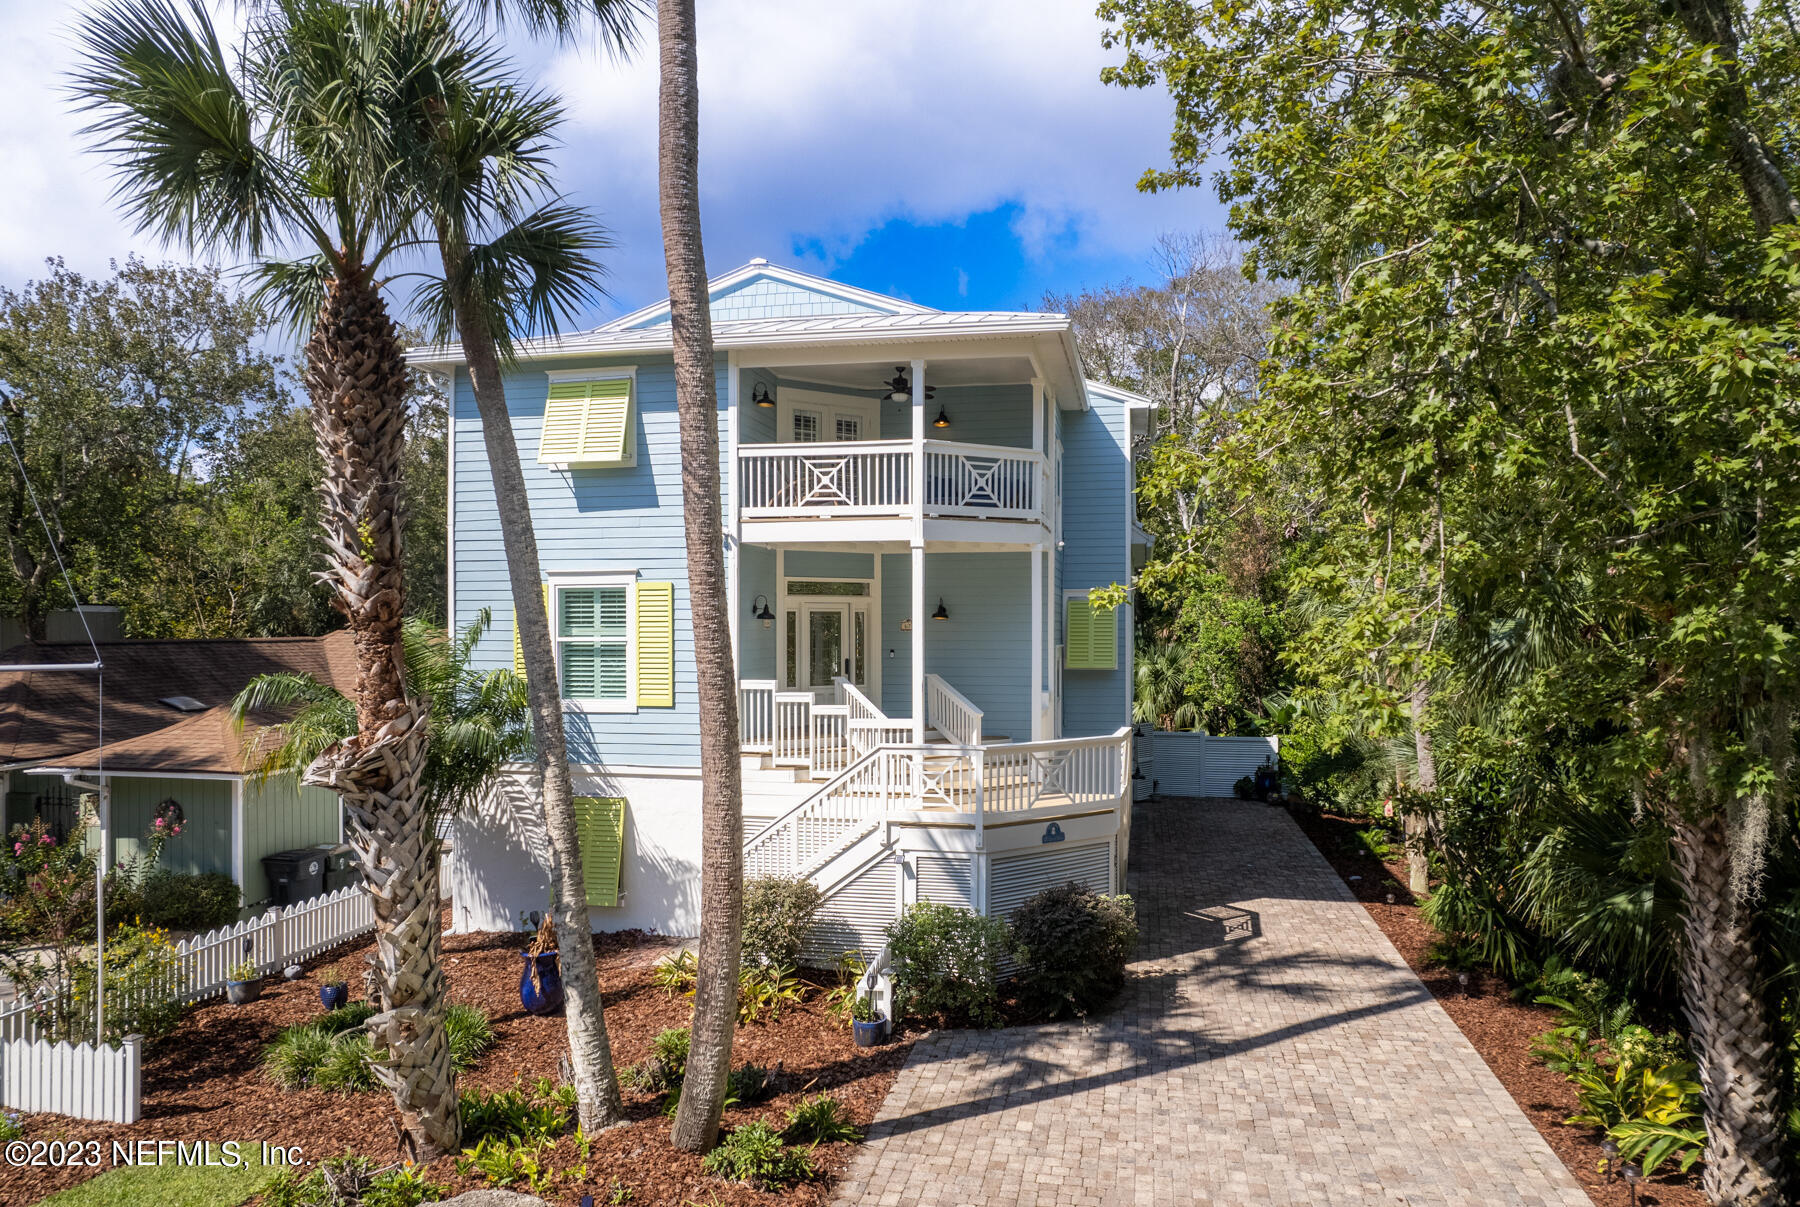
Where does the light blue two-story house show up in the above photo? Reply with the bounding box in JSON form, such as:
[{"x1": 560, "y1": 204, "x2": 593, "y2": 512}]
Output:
[{"x1": 418, "y1": 260, "x2": 1148, "y2": 954}]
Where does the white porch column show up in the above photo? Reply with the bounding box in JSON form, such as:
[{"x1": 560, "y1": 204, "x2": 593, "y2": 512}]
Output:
[
  {"x1": 726, "y1": 352, "x2": 741, "y2": 680},
  {"x1": 910, "y1": 358, "x2": 927, "y2": 745},
  {"x1": 1030, "y1": 545, "x2": 1045, "y2": 740},
  {"x1": 231, "y1": 777, "x2": 246, "y2": 889}
]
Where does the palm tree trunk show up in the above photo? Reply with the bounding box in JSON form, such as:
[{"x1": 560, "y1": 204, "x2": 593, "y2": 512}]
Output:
[
  {"x1": 657, "y1": 0, "x2": 743, "y2": 1154},
  {"x1": 1670, "y1": 808, "x2": 1788, "y2": 1206},
  {"x1": 298, "y1": 268, "x2": 459, "y2": 1159},
  {"x1": 443, "y1": 251, "x2": 628, "y2": 1131},
  {"x1": 1407, "y1": 680, "x2": 1434, "y2": 895}
]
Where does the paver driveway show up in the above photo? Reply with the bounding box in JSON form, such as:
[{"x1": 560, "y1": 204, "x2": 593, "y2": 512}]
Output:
[{"x1": 834, "y1": 798, "x2": 1591, "y2": 1207}]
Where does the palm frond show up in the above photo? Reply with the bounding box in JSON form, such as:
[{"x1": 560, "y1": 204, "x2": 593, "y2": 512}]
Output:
[
  {"x1": 414, "y1": 200, "x2": 609, "y2": 356},
  {"x1": 466, "y1": 0, "x2": 649, "y2": 55},
  {"x1": 68, "y1": 0, "x2": 312, "y2": 255}
]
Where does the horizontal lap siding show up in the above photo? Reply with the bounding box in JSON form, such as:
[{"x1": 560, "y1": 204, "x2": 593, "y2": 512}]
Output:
[
  {"x1": 880, "y1": 552, "x2": 1031, "y2": 741},
  {"x1": 739, "y1": 545, "x2": 778, "y2": 682},
  {"x1": 1059, "y1": 400, "x2": 1132, "y2": 738},
  {"x1": 876, "y1": 383, "x2": 1033, "y2": 445},
  {"x1": 454, "y1": 355, "x2": 728, "y2": 767}
]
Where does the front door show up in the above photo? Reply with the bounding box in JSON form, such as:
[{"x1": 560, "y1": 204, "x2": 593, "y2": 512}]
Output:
[{"x1": 790, "y1": 599, "x2": 872, "y2": 703}]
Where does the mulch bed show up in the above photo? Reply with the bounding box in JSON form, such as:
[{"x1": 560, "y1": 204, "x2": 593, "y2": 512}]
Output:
[
  {"x1": 1, "y1": 914, "x2": 910, "y2": 1207},
  {"x1": 1285, "y1": 803, "x2": 1706, "y2": 1207}
]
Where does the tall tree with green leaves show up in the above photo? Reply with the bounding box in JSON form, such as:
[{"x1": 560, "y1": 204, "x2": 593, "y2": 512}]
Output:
[
  {"x1": 656, "y1": 0, "x2": 742, "y2": 1153},
  {"x1": 1100, "y1": 0, "x2": 1800, "y2": 1199},
  {"x1": 0, "y1": 257, "x2": 285, "y2": 637},
  {"x1": 72, "y1": 0, "x2": 464, "y2": 1155}
]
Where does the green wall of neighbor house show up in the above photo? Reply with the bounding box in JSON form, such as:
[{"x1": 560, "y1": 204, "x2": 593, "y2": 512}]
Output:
[
  {"x1": 9, "y1": 771, "x2": 341, "y2": 915},
  {"x1": 240, "y1": 776, "x2": 342, "y2": 908},
  {"x1": 105, "y1": 776, "x2": 234, "y2": 881}
]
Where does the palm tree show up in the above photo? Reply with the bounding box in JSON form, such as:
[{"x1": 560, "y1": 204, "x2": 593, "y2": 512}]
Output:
[
  {"x1": 231, "y1": 610, "x2": 532, "y2": 820},
  {"x1": 399, "y1": 5, "x2": 643, "y2": 1130},
  {"x1": 71, "y1": 0, "x2": 464, "y2": 1155},
  {"x1": 656, "y1": 0, "x2": 742, "y2": 1153}
]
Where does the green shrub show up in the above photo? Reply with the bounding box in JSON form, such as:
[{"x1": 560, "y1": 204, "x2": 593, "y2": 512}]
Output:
[
  {"x1": 318, "y1": 1001, "x2": 376, "y2": 1036},
  {"x1": 445, "y1": 1002, "x2": 495, "y2": 1072},
  {"x1": 782, "y1": 1093, "x2": 859, "y2": 1145},
  {"x1": 0, "y1": 1111, "x2": 21, "y2": 1143},
  {"x1": 129, "y1": 870, "x2": 241, "y2": 932},
  {"x1": 885, "y1": 902, "x2": 1009, "y2": 1027},
  {"x1": 458, "y1": 1078, "x2": 575, "y2": 1147},
  {"x1": 701, "y1": 1121, "x2": 815, "y2": 1190},
  {"x1": 314, "y1": 1034, "x2": 377, "y2": 1092},
  {"x1": 80, "y1": 923, "x2": 184, "y2": 1042},
  {"x1": 742, "y1": 876, "x2": 825, "y2": 969},
  {"x1": 263, "y1": 1024, "x2": 336, "y2": 1089},
  {"x1": 649, "y1": 947, "x2": 696, "y2": 995},
  {"x1": 455, "y1": 1136, "x2": 553, "y2": 1193},
  {"x1": 737, "y1": 964, "x2": 804, "y2": 1024},
  {"x1": 727, "y1": 1063, "x2": 771, "y2": 1105},
  {"x1": 1008, "y1": 883, "x2": 1138, "y2": 1019},
  {"x1": 264, "y1": 1155, "x2": 446, "y2": 1207},
  {"x1": 628, "y1": 1026, "x2": 690, "y2": 1092}
]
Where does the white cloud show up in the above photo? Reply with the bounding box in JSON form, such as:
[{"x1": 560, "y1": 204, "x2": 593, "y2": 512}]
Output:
[{"x1": 0, "y1": 0, "x2": 1216, "y2": 318}]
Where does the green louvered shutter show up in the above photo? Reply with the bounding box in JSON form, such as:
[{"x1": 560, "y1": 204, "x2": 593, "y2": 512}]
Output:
[
  {"x1": 573, "y1": 796, "x2": 626, "y2": 906},
  {"x1": 1065, "y1": 596, "x2": 1117, "y2": 670},
  {"x1": 636, "y1": 582, "x2": 674, "y2": 707},
  {"x1": 514, "y1": 583, "x2": 549, "y2": 680}
]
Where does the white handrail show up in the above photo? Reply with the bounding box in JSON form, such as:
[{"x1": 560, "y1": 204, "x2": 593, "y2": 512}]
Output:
[
  {"x1": 925, "y1": 673, "x2": 983, "y2": 747},
  {"x1": 736, "y1": 438, "x2": 1048, "y2": 524}
]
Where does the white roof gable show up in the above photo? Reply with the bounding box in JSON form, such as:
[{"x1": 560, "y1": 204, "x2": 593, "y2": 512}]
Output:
[{"x1": 601, "y1": 260, "x2": 936, "y2": 332}]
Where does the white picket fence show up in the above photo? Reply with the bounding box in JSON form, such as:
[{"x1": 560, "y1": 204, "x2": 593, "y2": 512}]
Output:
[
  {"x1": 1, "y1": 1035, "x2": 141, "y2": 1123},
  {"x1": 0, "y1": 884, "x2": 374, "y2": 1122},
  {"x1": 1146, "y1": 731, "x2": 1281, "y2": 799}
]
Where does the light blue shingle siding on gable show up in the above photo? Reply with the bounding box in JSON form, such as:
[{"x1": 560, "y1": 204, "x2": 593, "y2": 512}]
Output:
[
  {"x1": 452, "y1": 354, "x2": 727, "y2": 768},
  {"x1": 1058, "y1": 398, "x2": 1133, "y2": 738},
  {"x1": 878, "y1": 552, "x2": 1031, "y2": 742},
  {"x1": 624, "y1": 276, "x2": 894, "y2": 329}
]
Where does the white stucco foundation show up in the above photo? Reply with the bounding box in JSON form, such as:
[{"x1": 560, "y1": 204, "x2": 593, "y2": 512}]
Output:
[{"x1": 445, "y1": 765, "x2": 702, "y2": 937}]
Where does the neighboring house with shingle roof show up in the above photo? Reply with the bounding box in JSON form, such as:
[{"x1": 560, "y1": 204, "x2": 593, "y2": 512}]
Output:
[{"x1": 0, "y1": 633, "x2": 358, "y2": 911}]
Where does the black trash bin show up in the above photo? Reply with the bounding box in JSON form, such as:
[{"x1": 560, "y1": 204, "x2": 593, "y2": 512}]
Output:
[{"x1": 262, "y1": 847, "x2": 327, "y2": 906}]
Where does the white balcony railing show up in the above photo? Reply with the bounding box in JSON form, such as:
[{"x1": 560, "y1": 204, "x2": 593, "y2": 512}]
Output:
[{"x1": 738, "y1": 439, "x2": 1045, "y2": 524}]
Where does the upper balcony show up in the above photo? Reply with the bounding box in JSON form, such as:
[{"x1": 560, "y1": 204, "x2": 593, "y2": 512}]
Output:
[
  {"x1": 738, "y1": 438, "x2": 1046, "y2": 532},
  {"x1": 732, "y1": 355, "x2": 1056, "y2": 549}
]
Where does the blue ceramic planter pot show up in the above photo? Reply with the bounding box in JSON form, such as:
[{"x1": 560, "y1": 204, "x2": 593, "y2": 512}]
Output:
[
  {"x1": 520, "y1": 951, "x2": 565, "y2": 1016},
  {"x1": 852, "y1": 1017, "x2": 888, "y2": 1048},
  {"x1": 319, "y1": 982, "x2": 349, "y2": 1010},
  {"x1": 226, "y1": 978, "x2": 261, "y2": 1006}
]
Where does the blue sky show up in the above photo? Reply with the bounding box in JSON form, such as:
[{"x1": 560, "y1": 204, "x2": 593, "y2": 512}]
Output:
[{"x1": 0, "y1": 1, "x2": 1225, "y2": 328}]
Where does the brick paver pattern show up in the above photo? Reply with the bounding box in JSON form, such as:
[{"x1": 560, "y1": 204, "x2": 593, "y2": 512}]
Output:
[{"x1": 834, "y1": 798, "x2": 1591, "y2": 1207}]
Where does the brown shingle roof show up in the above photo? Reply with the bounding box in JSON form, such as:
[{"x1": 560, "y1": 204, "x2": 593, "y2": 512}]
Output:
[{"x1": 0, "y1": 632, "x2": 358, "y2": 772}]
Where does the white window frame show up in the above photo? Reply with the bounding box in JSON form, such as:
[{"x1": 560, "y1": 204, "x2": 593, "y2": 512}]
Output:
[
  {"x1": 776, "y1": 387, "x2": 880, "y2": 446},
  {"x1": 548, "y1": 569, "x2": 639, "y2": 714},
  {"x1": 541, "y1": 366, "x2": 639, "y2": 469}
]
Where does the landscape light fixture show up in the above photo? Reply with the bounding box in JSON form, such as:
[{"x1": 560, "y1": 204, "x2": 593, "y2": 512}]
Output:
[
  {"x1": 1622, "y1": 1163, "x2": 1642, "y2": 1207},
  {"x1": 932, "y1": 598, "x2": 950, "y2": 621},
  {"x1": 1599, "y1": 1139, "x2": 1619, "y2": 1182},
  {"x1": 752, "y1": 383, "x2": 774, "y2": 408}
]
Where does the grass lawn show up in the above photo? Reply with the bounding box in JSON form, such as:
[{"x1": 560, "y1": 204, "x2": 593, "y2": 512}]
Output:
[{"x1": 37, "y1": 1146, "x2": 282, "y2": 1207}]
